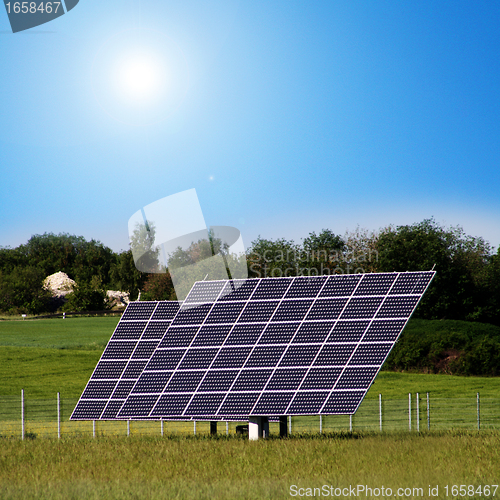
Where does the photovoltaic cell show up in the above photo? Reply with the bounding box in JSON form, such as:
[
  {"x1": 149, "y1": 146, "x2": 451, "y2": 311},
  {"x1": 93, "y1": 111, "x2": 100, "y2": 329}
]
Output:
[
  {"x1": 159, "y1": 326, "x2": 198, "y2": 347},
  {"x1": 266, "y1": 369, "x2": 308, "y2": 391},
  {"x1": 121, "y1": 302, "x2": 157, "y2": 320},
  {"x1": 198, "y1": 370, "x2": 238, "y2": 392},
  {"x1": 319, "y1": 274, "x2": 361, "y2": 297},
  {"x1": 225, "y1": 324, "x2": 266, "y2": 345},
  {"x1": 288, "y1": 391, "x2": 329, "y2": 414},
  {"x1": 292, "y1": 322, "x2": 334, "y2": 344},
  {"x1": 305, "y1": 298, "x2": 347, "y2": 320},
  {"x1": 72, "y1": 271, "x2": 435, "y2": 420},
  {"x1": 71, "y1": 300, "x2": 180, "y2": 420},
  {"x1": 279, "y1": 345, "x2": 320, "y2": 366},
  {"x1": 238, "y1": 301, "x2": 279, "y2": 323},
  {"x1": 259, "y1": 323, "x2": 300, "y2": 344},
  {"x1": 231, "y1": 370, "x2": 272, "y2": 391},
  {"x1": 112, "y1": 381, "x2": 136, "y2": 399},
  {"x1": 251, "y1": 278, "x2": 293, "y2": 300},
  {"x1": 300, "y1": 367, "x2": 342, "y2": 390},
  {"x1": 285, "y1": 276, "x2": 327, "y2": 298},
  {"x1": 326, "y1": 321, "x2": 369, "y2": 343},
  {"x1": 363, "y1": 320, "x2": 406, "y2": 342},
  {"x1": 354, "y1": 273, "x2": 396, "y2": 296}
]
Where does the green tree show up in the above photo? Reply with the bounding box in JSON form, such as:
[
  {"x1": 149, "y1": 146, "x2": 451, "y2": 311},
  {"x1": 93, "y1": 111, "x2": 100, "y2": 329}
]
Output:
[
  {"x1": 472, "y1": 247, "x2": 500, "y2": 326},
  {"x1": 302, "y1": 229, "x2": 346, "y2": 274},
  {"x1": 109, "y1": 249, "x2": 146, "y2": 301},
  {"x1": 376, "y1": 219, "x2": 491, "y2": 320},
  {"x1": 15, "y1": 233, "x2": 117, "y2": 286},
  {"x1": 166, "y1": 230, "x2": 237, "y2": 299},
  {"x1": 0, "y1": 266, "x2": 52, "y2": 314},
  {"x1": 62, "y1": 276, "x2": 109, "y2": 312},
  {"x1": 129, "y1": 222, "x2": 160, "y2": 273},
  {"x1": 246, "y1": 237, "x2": 303, "y2": 278},
  {"x1": 141, "y1": 271, "x2": 177, "y2": 301}
]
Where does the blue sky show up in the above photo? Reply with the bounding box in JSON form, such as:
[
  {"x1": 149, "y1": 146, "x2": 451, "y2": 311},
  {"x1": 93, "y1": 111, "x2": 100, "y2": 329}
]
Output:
[{"x1": 1, "y1": 0, "x2": 499, "y2": 254}]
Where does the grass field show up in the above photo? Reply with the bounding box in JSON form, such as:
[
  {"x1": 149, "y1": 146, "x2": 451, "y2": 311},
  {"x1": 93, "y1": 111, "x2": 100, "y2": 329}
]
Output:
[
  {"x1": 1, "y1": 431, "x2": 499, "y2": 499},
  {"x1": 1, "y1": 317, "x2": 500, "y2": 399},
  {"x1": 1, "y1": 317, "x2": 500, "y2": 499}
]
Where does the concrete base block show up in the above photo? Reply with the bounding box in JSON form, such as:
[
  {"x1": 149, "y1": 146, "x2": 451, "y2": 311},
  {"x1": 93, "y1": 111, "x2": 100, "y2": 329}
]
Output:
[{"x1": 248, "y1": 417, "x2": 269, "y2": 440}]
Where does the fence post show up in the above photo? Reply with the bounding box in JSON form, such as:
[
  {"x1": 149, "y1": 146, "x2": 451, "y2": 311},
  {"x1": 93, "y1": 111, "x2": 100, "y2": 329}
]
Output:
[
  {"x1": 477, "y1": 393, "x2": 480, "y2": 431},
  {"x1": 127, "y1": 420, "x2": 130, "y2": 437},
  {"x1": 57, "y1": 392, "x2": 61, "y2": 439},
  {"x1": 161, "y1": 419, "x2": 164, "y2": 437},
  {"x1": 289, "y1": 415, "x2": 292, "y2": 435},
  {"x1": 427, "y1": 393, "x2": 430, "y2": 431},
  {"x1": 93, "y1": 420, "x2": 96, "y2": 438},
  {"x1": 226, "y1": 421, "x2": 229, "y2": 436},
  {"x1": 379, "y1": 394, "x2": 382, "y2": 431},
  {"x1": 320, "y1": 415, "x2": 322, "y2": 434},
  {"x1": 349, "y1": 414, "x2": 352, "y2": 432},
  {"x1": 408, "y1": 393, "x2": 411, "y2": 431},
  {"x1": 21, "y1": 389, "x2": 24, "y2": 441},
  {"x1": 416, "y1": 393, "x2": 420, "y2": 432}
]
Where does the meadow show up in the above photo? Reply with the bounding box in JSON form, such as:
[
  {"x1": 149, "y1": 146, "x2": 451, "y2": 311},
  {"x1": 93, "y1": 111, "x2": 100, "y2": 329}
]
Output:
[
  {"x1": 1, "y1": 431, "x2": 499, "y2": 499},
  {"x1": 2, "y1": 316, "x2": 500, "y2": 399},
  {"x1": 1, "y1": 317, "x2": 499, "y2": 499}
]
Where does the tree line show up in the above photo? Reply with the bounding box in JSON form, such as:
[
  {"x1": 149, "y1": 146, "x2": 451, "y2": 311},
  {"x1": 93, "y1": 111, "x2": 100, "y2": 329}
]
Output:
[{"x1": 0, "y1": 218, "x2": 499, "y2": 326}]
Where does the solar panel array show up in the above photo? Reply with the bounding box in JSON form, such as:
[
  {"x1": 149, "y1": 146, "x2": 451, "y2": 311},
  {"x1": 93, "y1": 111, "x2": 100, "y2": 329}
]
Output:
[
  {"x1": 71, "y1": 271, "x2": 435, "y2": 420},
  {"x1": 71, "y1": 301, "x2": 181, "y2": 419}
]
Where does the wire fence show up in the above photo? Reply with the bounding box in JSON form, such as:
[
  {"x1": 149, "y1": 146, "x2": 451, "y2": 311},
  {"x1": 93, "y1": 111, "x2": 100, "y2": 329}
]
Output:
[{"x1": 1, "y1": 392, "x2": 498, "y2": 439}]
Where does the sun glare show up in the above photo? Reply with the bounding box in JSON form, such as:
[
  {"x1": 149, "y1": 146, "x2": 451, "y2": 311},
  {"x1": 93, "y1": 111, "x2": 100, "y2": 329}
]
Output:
[
  {"x1": 92, "y1": 28, "x2": 189, "y2": 125},
  {"x1": 116, "y1": 53, "x2": 165, "y2": 101}
]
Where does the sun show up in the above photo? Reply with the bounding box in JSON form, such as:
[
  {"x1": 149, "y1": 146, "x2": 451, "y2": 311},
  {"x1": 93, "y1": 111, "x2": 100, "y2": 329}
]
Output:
[
  {"x1": 116, "y1": 52, "x2": 165, "y2": 102},
  {"x1": 91, "y1": 28, "x2": 189, "y2": 125}
]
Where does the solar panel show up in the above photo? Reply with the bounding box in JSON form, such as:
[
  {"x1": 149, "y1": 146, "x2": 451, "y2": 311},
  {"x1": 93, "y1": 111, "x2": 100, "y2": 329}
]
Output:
[
  {"x1": 71, "y1": 301, "x2": 181, "y2": 420},
  {"x1": 71, "y1": 271, "x2": 434, "y2": 420}
]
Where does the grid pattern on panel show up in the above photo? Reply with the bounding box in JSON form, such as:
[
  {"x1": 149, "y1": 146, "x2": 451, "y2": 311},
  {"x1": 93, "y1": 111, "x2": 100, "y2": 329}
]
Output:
[
  {"x1": 70, "y1": 300, "x2": 181, "y2": 420},
  {"x1": 72, "y1": 272, "x2": 435, "y2": 420}
]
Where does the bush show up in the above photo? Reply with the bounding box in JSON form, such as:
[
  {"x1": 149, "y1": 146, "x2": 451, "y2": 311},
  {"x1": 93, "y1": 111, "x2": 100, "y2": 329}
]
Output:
[
  {"x1": 384, "y1": 319, "x2": 500, "y2": 376},
  {"x1": 62, "y1": 277, "x2": 109, "y2": 312}
]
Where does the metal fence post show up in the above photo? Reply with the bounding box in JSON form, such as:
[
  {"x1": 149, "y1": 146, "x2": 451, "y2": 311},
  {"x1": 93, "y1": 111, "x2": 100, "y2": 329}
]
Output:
[
  {"x1": 379, "y1": 394, "x2": 382, "y2": 431},
  {"x1": 409, "y1": 393, "x2": 411, "y2": 431},
  {"x1": 161, "y1": 419, "x2": 164, "y2": 437},
  {"x1": 320, "y1": 415, "x2": 322, "y2": 434},
  {"x1": 349, "y1": 414, "x2": 352, "y2": 432},
  {"x1": 93, "y1": 420, "x2": 96, "y2": 438},
  {"x1": 57, "y1": 392, "x2": 61, "y2": 439},
  {"x1": 416, "y1": 393, "x2": 420, "y2": 432},
  {"x1": 427, "y1": 393, "x2": 430, "y2": 431},
  {"x1": 477, "y1": 393, "x2": 480, "y2": 431},
  {"x1": 127, "y1": 420, "x2": 130, "y2": 437},
  {"x1": 21, "y1": 389, "x2": 24, "y2": 441},
  {"x1": 226, "y1": 421, "x2": 229, "y2": 436}
]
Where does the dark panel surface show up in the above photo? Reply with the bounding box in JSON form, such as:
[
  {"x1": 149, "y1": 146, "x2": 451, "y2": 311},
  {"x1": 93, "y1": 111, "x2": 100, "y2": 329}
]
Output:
[{"x1": 72, "y1": 272, "x2": 435, "y2": 420}]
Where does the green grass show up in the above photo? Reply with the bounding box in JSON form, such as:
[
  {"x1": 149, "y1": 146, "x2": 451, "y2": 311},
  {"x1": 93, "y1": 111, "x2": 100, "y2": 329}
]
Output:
[
  {"x1": 1, "y1": 317, "x2": 499, "y2": 400},
  {"x1": 1, "y1": 317, "x2": 500, "y2": 498},
  {"x1": 367, "y1": 371, "x2": 500, "y2": 399},
  {"x1": 0, "y1": 317, "x2": 118, "y2": 397},
  {"x1": 1, "y1": 317, "x2": 500, "y2": 400},
  {"x1": 0, "y1": 317, "x2": 119, "y2": 349},
  {"x1": 0, "y1": 432, "x2": 499, "y2": 499}
]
